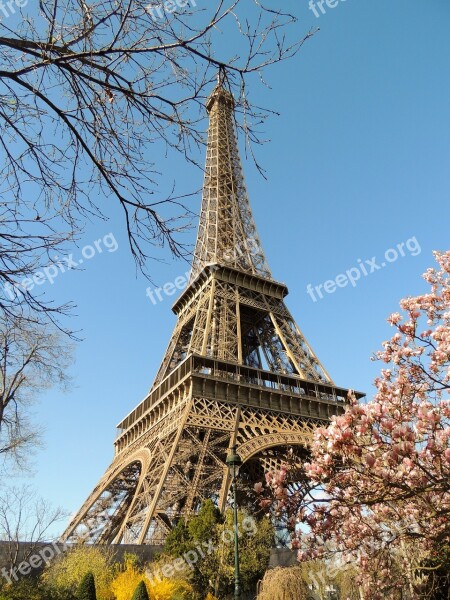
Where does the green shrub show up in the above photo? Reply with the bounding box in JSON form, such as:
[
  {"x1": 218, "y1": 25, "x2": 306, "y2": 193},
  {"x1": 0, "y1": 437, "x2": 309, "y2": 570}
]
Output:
[
  {"x1": 0, "y1": 579, "x2": 74, "y2": 600},
  {"x1": 131, "y1": 581, "x2": 149, "y2": 600},
  {"x1": 42, "y1": 546, "x2": 114, "y2": 600},
  {"x1": 77, "y1": 572, "x2": 96, "y2": 600}
]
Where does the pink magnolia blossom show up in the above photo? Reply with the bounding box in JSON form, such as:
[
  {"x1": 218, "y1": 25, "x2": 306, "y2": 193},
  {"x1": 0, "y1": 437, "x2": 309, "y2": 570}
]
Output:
[
  {"x1": 260, "y1": 251, "x2": 450, "y2": 600},
  {"x1": 254, "y1": 482, "x2": 264, "y2": 494}
]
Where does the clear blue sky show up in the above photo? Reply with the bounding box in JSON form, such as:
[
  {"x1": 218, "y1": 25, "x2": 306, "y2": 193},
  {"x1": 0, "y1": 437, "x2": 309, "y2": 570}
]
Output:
[{"x1": 14, "y1": 0, "x2": 450, "y2": 535}]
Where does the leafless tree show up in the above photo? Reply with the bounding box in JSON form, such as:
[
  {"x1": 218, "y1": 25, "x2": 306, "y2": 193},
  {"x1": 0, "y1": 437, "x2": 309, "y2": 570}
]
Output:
[
  {"x1": 0, "y1": 0, "x2": 313, "y2": 277},
  {"x1": 0, "y1": 486, "x2": 66, "y2": 581},
  {"x1": 0, "y1": 318, "x2": 72, "y2": 467}
]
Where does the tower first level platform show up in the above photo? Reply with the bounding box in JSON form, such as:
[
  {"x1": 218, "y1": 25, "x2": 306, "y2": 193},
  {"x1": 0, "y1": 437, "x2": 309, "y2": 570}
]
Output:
[{"x1": 64, "y1": 351, "x2": 363, "y2": 545}]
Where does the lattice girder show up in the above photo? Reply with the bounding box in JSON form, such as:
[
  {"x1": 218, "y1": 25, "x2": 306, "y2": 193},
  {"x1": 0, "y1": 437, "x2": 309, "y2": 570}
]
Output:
[
  {"x1": 153, "y1": 266, "x2": 332, "y2": 387},
  {"x1": 63, "y1": 358, "x2": 363, "y2": 545},
  {"x1": 63, "y1": 76, "x2": 364, "y2": 546},
  {"x1": 63, "y1": 398, "x2": 315, "y2": 544}
]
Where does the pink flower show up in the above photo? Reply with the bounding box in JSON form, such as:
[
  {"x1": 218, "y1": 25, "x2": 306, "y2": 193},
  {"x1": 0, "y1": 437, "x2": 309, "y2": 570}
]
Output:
[
  {"x1": 365, "y1": 455, "x2": 376, "y2": 468},
  {"x1": 445, "y1": 448, "x2": 450, "y2": 464},
  {"x1": 387, "y1": 313, "x2": 402, "y2": 325},
  {"x1": 254, "y1": 482, "x2": 264, "y2": 494}
]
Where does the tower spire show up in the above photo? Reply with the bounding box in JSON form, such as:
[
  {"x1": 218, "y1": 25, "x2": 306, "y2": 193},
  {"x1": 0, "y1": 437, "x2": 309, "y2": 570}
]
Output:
[{"x1": 190, "y1": 72, "x2": 271, "y2": 282}]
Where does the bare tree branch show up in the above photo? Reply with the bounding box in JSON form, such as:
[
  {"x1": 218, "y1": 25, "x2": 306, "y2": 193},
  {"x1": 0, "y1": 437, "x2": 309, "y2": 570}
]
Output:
[{"x1": 0, "y1": 0, "x2": 312, "y2": 276}]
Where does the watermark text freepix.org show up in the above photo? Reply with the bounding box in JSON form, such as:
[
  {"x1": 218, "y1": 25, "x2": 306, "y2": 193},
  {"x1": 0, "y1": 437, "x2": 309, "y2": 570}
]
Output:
[
  {"x1": 146, "y1": 270, "x2": 191, "y2": 305},
  {"x1": 145, "y1": 236, "x2": 263, "y2": 306},
  {"x1": 1, "y1": 541, "x2": 68, "y2": 584},
  {"x1": 0, "y1": 0, "x2": 28, "y2": 20},
  {"x1": 146, "y1": 0, "x2": 196, "y2": 20},
  {"x1": 309, "y1": 0, "x2": 347, "y2": 18},
  {"x1": 306, "y1": 236, "x2": 421, "y2": 302},
  {"x1": 145, "y1": 516, "x2": 257, "y2": 585},
  {"x1": 3, "y1": 232, "x2": 118, "y2": 299}
]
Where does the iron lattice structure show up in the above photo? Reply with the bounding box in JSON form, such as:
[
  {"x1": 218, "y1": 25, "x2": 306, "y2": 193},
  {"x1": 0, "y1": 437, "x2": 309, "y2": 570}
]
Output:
[{"x1": 62, "y1": 80, "x2": 364, "y2": 545}]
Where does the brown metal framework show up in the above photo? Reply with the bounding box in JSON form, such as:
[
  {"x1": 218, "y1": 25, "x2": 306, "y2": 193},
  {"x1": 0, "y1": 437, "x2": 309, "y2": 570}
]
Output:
[{"x1": 62, "y1": 78, "x2": 364, "y2": 545}]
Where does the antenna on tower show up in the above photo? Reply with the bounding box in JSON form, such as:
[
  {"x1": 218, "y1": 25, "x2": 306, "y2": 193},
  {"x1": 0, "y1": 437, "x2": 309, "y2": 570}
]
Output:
[{"x1": 217, "y1": 65, "x2": 226, "y2": 86}]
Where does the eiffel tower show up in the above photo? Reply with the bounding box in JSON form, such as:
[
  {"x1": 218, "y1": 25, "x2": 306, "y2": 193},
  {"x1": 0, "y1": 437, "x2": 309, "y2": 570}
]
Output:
[{"x1": 62, "y1": 75, "x2": 363, "y2": 546}]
